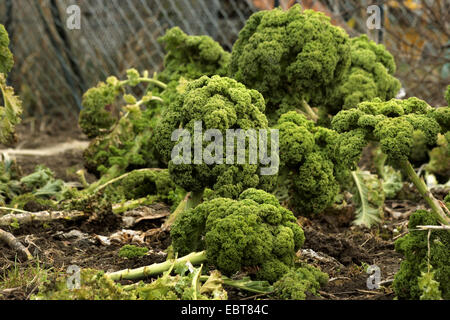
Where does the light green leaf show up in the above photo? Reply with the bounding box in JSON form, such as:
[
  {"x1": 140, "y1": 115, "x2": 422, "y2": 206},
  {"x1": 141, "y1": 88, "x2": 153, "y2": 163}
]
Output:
[{"x1": 351, "y1": 169, "x2": 385, "y2": 227}]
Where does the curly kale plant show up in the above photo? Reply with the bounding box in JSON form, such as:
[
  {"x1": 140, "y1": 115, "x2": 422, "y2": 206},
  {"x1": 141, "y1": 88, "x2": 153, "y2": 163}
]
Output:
[
  {"x1": 0, "y1": 24, "x2": 22, "y2": 145},
  {"x1": 155, "y1": 75, "x2": 277, "y2": 205},
  {"x1": 274, "y1": 111, "x2": 358, "y2": 216},
  {"x1": 229, "y1": 4, "x2": 351, "y2": 122},
  {"x1": 80, "y1": 69, "x2": 166, "y2": 183},
  {"x1": 102, "y1": 168, "x2": 183, "y2": 210},
  {"x1": 158, "y1": 27, "x2": 230, "y2": 85},
  {"x1": 118, "y1": 245, "x2": 148, "y2": 259},
  {"x1": 273, "y1": 264, "x2": 329, "y2": 300},
  {"x1": 425, "y1": 86, "x2": 450, "y2": 181},
  {"x1": 426, "y1": 133, "x2": 450, "y2": 182},
  {"x1": 153, "y1": 27, "x2": 231, "y2": 110},
  {"x1": 0, "y1": 24, "x2": 13, "y2": 75},
  {"x1": 171, "y1": 189, "x2": 305, "y2": 283},
  {"x1": 79, "y1": 69, "x2": 166, "y2": 139},
  {"x1": 323, "y1": 34, "x2": 401, "y2": 116},
  {"x1": 332, "y1": 97, "x2": 450, "y2": 224},
  {"x1": 393, "y1": 210, "x2": 449, "y2": 300}
]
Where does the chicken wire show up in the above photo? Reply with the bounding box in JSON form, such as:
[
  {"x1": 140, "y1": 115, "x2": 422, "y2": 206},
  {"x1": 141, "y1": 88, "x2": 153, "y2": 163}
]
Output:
[{"x1": 1, "y1": 0, "x2": 448, "y2": 120}]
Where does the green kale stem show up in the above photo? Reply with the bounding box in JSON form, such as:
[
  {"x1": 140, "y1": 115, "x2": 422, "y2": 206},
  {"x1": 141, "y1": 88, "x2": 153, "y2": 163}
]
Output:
[
  {"x1": 112, "y1": 196, "x2": 158, "y2": 214},
  {"x1": 91, "y1": 168, "x2": 163, "y2": 195},
  {"x1": 120, "y1": 270, "x2": 273, "y2": 295},
  {"x1": 0, "y1": 207, "x2": 30, "y2": 214},
  {"x1": 106, "y1": 251, "x2": 207, "y2": 281},
  {"x1": 401, "y1": 160, "x2": 450, "y2": 225},
  {"x1": 186, "y1": 190, "x2": 204, "y2": 210},
  {"x1": 119, "y1": 77, "x2": 167, "y2": 90},
  {"x1": 76, "y1": 169, "x2": 89, "y2": 189},
  {"x1": 161, "y1": 190, "x2": 203, "y2": 231},
  {"x1": 198, "y1": 275, "x2": 273, "y2": 295},
  {"x1": 162, "y1": 193, "x2": 188, "y2": 231}
]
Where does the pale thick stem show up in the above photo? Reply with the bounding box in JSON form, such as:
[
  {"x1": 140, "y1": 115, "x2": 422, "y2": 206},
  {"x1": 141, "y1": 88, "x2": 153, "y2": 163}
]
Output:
[
  {"x1": 0, "y1": 210, "x2": 85, "y2": 227},
  {"x1": 401, "y1": 160, "x2": 449, "y2": 225},
  {"x1": 301, "y1": 100, "x2": 318, "y2": 122},
  {"x1": 161, "y1": 193, "x2": 188, "y2": 231},
  {"x1": 112, "y1": 196, "x2": 158, "y2": 214},
  {"x1": 0, "y1": 228, "x2": 33, "y2": 261},
  {"x1": 106, "y1": 251, "x2": 207, "y2": 281},
  {"x1": 120, "y1": 78, "x2": 167, "y2": 90},
  {"x1": 91, "y1": 168, "x2": 163, "y2": 194},
  {"x1": 76, "y1": 170, "x2": 89, "y2": 188},
  {"x1": 198, "y1": 275, "x2": 273, "y2": 295}
]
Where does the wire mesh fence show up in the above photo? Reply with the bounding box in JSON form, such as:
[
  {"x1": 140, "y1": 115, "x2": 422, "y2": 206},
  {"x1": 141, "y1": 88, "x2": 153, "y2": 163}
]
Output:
[
  {"x1": 1, "y1": 0, "x2": 262, "y2": 119},
  {"x1": 1, "y1": 0, "x2": 449, "y2": 120}
]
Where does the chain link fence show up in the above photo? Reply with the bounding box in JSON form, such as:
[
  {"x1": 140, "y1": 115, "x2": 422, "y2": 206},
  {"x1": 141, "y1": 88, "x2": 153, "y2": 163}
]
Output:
[
  {"x1": 1, "y1": 0, "x2": 448, "y2": 120},
  {"x1": 1, "y1": 0, "x2": 263, "y2": 120}
]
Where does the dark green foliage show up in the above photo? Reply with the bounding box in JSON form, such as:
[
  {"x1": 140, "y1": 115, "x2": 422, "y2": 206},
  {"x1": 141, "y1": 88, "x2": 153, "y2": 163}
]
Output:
[
  {"x1": 332, "y1": 97, "x2": 446, "y2": 166},
  {"x1": 273, "y1": 264, "x2": 329, "y2": 300},
  {"x1": 393, "y1": 210, "x2": 450, "y2": 299},
  {"x1": 229, "y1": 4, "x2": 351, "y2": 122},
  {"x1": 323, "y1": 34, "x2": 401, "y2": 115},
  {"x1": 118, "y1": 245, "x2": 149, "y2": 259},
  {"x1": 155, "y1": 75, "x2": 276, "y2": 199},
  {"x1": 171, "y1": 188, "x2": 304, "y2": 283},
  {"x1": 275, "y1": 111, "x2": 354, "y2": 215}
]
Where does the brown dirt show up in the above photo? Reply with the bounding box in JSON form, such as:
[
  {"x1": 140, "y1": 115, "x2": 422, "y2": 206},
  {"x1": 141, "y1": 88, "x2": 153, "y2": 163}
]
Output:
[
  {"x1": 0, "y1": 118, "x2": 96, "y2": 183},
  {"x1": 0, "y1": 203, "x2": 172, "y2": 300}
]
